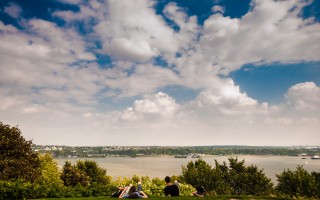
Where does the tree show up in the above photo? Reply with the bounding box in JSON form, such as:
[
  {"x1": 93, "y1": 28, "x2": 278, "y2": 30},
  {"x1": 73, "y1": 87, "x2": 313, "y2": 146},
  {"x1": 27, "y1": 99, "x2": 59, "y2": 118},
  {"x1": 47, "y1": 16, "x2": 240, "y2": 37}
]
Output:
[
  {"x1": 181, "y1": 158, "x2": 273, "y2": 196},
  {"x1": 276, "y1": 166, "x2": 317, "y2": 198},
  {"x1": 181, "y1": 159, "x2": 216, "y2": 192},
  {"x1": 227, "y1": 158, "x2": 273, "y2": 196},
  {"x1": 311, "y1": 171, "x2": 320, "y2": 198},
  {"x1": 211, "y1": 160, "x2": 232, "y2": 195},
  {"x1": 61, "y1": 160, "x2": 109, "y2": 187},
  {"x1": 0, "y1": 122, "x2": 41, "y2": 182},
  {"x1": 37, "y1": 154, "x2": 63, "y2": 185},
  {"x1": 76, "y1": 160, "x2": 109, "y2": 185},
  {"x1": 61, "y1": 161, "x2": 89, "y2": 187},
  {"x1": 33, "y1": 154, "x2": 64, "y2": 198}
]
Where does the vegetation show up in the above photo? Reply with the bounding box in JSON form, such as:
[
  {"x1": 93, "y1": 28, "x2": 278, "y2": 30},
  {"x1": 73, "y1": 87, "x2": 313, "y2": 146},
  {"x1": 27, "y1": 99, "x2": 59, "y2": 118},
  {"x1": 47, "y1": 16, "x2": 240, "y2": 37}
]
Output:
[
  {"x1": 34, "y1": 144, "x2": 320, "y2": 158},
  {"x1": 34, "y1": 197, "x2": 292, "y2": 200},
  {"x1": 181, "y1": 158, "x2": 273, "y2": 196},
  {"x1": 1, "y1": 122, "x2": 320, "y2": 199},
  {"x1": 0, "y1": 122, "x2": 41, "y2": 183},
  {"x1": 61, "y1": 160, "x2": 111, "y2": 187},
  {"x1": 276, "y1": 166, "x2": 320, "y2": 199}
]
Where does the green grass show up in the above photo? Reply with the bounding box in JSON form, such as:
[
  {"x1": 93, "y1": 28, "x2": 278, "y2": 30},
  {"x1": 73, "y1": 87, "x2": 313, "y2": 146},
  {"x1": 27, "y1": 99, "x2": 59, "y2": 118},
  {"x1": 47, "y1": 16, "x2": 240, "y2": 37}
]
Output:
[{"x1": 33, "y1": 196, "x2": 292, "y2": 200}]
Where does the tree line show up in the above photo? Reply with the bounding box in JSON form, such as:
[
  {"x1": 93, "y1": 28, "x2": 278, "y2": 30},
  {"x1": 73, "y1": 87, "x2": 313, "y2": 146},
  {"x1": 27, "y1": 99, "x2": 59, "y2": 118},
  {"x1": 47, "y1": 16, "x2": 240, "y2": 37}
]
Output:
[
  {"x1": 1, "y1": 122, "x2": 320, "y2": 199},
  {"x1": 36, "y1": 144, "x2": 320, "y2": 158}
]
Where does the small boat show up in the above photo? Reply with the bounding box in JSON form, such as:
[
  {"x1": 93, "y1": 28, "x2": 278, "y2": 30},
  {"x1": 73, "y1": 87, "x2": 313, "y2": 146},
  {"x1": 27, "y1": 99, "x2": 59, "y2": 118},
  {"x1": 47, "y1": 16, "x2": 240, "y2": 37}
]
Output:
[
  {"x1": 174, "y1": 155, "x2": 187, "y2": 158},
  {"x1": 311, "y1": 155, "x2": 320, "y2": 160}
]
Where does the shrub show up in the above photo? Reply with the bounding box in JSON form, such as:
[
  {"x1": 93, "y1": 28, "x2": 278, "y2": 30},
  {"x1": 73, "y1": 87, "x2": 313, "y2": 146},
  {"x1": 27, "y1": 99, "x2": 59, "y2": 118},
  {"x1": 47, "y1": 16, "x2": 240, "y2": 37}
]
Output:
[
  {"x1": 276, "y1": 166, "x2": 317, "y2": 198},
  {"x1": 181, "y1": 158, "x2": 273, "y2": 196}
]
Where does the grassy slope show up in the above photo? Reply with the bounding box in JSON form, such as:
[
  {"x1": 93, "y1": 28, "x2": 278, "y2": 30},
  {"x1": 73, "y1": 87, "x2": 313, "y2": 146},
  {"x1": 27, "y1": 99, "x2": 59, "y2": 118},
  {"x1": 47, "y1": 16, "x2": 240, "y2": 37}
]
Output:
[{"x1": 33, "y1": 196, "x2": 292, "y2": 200}]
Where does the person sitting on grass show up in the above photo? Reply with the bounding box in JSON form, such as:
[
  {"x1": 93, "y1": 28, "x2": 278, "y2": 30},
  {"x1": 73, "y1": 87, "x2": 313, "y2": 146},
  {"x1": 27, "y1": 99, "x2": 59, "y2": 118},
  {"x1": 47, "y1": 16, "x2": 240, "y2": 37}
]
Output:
[
  {"x1": 191, "y1": 186, "x2": 207, "y2": 197},
  {"x1": 164, "y1": 176, "x2": 180, "y2": 197},
  {"x1": 119, "y1": 182, "x2": 148, "y2": 198}
]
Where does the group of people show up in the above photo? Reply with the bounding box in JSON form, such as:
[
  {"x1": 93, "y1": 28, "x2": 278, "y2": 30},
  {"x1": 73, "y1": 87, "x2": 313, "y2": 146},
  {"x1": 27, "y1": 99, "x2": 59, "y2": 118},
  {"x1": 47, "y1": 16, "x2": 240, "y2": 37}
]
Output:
[{"x1": 112, "y1": 176, "x2": 206, "y2": 198}]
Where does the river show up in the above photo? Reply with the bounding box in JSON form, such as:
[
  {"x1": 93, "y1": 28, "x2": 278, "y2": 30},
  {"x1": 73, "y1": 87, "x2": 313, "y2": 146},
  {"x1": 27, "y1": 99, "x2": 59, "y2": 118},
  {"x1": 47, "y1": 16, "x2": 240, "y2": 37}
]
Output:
[{"x1": 56, "y1": 155, "x2": 320, "y2": 183}]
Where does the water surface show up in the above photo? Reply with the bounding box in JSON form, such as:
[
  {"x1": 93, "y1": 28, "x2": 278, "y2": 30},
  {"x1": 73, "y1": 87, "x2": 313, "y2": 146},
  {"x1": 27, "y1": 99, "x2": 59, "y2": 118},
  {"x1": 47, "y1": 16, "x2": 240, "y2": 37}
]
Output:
[{"x1": 56, "y1": 155, "x2": 320, "y2": 183}]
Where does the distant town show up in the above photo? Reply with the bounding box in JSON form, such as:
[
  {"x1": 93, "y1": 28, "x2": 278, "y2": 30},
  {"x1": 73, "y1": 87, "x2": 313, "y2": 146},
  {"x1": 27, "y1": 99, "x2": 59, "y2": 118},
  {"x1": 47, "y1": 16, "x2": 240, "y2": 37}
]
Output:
[{"x1": 32, "y1": 145, "x2": 320, "y2": 158}]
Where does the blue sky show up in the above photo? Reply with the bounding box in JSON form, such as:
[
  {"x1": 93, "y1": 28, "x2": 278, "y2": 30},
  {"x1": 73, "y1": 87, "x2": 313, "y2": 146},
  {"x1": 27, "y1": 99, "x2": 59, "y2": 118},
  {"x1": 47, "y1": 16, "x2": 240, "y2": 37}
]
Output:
[{"x1": 0, "y1": 0, "x2": 319, "y2": 146}]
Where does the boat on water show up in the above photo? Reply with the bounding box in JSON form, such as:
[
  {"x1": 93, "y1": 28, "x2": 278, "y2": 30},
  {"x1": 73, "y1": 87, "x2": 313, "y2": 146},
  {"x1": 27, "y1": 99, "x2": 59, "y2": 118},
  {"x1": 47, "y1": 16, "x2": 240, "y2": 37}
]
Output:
[
  {"x1": 174, "y1": 155, "x2": 187, "y2": 158},
  {"x1": 191, "y1": 154, "x2": 201, "y2": 158},
  {"x1": 311, "y1": 155, "x2": 320, "y2": 160}
]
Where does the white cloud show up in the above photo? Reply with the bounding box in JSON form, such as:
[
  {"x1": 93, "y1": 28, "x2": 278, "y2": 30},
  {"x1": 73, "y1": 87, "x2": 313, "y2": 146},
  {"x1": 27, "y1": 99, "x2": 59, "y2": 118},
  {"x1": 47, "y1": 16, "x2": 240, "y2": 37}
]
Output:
[
  {"x1": 93, "y1": 0, "x2": 179, "y2": 62},
  {"x1": 199, "y1": 0, "x2": 320, "y2": 74},
  {"x1": 4, "y1": 2, "x2": 22, "y2": 19},
  {"x1": 1, "y1": 0, "x2": 320, "y2": 146},
  {"x1": 212, "y1": 5, "x2": 225, "y2": 14},
  {"x1": 103, "y1": 63, "x2": 181, "y2": 97},
  {"x1": 117, "y1": 92, "x2": 179, "y2": 122},
  {"x1": 285, "y1": 82, "x2": 320, "y2": 111}
]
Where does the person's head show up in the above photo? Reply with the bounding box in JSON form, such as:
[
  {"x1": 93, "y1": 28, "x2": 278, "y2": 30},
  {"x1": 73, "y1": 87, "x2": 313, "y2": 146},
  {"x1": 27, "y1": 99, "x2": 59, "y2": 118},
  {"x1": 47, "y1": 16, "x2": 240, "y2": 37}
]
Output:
[
  {"x1": 196, "y1": 186, "x2": 206, "y2": 195},
  {"x1": 165, "y1": 176, "x2": 171, "y2": 183},
  {"x1": 128, "y1": 186, "x2": 136, "y2": 194}
]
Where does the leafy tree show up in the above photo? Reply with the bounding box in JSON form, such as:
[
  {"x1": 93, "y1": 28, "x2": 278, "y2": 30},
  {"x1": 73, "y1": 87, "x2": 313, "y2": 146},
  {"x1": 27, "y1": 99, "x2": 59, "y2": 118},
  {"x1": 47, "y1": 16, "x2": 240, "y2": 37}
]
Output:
[
  {"x1": 228, "y1": 158, "x2": 273, "y2": 196},
  {"x1": 181, "y1": 159, "x2": 216, "y2": 192},
  {"x1": 276, "y1": 166, "x2": 317, "y2": 198},
  {"x1": 76, "y1": 160, "x2": 109, "y2": 185},
  {"x1": 312, "y1": 171, "x2": 320, "y2": 198},
  {"x1": 0, "y1": 122, "x2": 41, "y2": 182},
  {"x1": 32, "y1": 154, "x2": 64, "y2": 198},
  {"x1": 61, "y1": 161, "x2": 89, "y2": 187},
  {"x1": 181, "y1": 158, "x2": 273, "y2": 196},
  {"x1": 211, "y1": 160, "x2": 232, "y2": 195},
  {"x1": 61, "y1": 160, "x2": 109, "y2": 187}
]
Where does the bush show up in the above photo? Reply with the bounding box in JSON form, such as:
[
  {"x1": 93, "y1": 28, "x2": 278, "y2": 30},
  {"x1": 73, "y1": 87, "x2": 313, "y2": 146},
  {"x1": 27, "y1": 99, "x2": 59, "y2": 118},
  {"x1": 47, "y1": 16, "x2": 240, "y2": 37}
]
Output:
[
  {"x1": 228, "y1": 158, "x2": 273, "y2": 196},
  {"x1": 276, "y1": 166, "x2": 318, "y2": 199},
  {"x1": 181, "y1": 158, "x2": 273, "y2": 196},
  {"x1": 0, "y1": 180, "x2": 32, "y2": 200}
]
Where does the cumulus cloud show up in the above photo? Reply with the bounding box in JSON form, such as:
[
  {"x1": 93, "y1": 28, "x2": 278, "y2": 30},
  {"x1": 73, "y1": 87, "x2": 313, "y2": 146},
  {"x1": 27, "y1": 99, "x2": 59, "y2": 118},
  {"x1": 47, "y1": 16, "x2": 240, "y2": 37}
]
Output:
[
  {"x1": 199, "y1": 0, "x2": 320, "y2": 74},
  {"x1": 286, "y1": 82, "x2": 320, "y2": 111},
  {"x1": 93, "y1": 0, "x2": 179, "y2": 62},
  {"x1": 0, "y1": 0, "x2": 320, "y2": 145},
  {"x1": 117, "y1": 92, "x2": 179, "y2": 122},
  {"x1": 4, "y1": 2, "x2": 22, "y2": 19},
  {"x1": 103, "y1": 63, "x2": 181, "y2": 97},
  {"x1": 212, "y1": 5, "x2": 225, "y2": 14},
  {"x1": 194, "y1": 79, "x2": 266, "y2": 115}
]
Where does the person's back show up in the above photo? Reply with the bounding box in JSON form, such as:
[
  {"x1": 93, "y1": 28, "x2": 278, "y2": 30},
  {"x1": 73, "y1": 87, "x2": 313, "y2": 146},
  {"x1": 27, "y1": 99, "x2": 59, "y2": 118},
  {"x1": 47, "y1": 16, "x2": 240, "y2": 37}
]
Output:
[
  {"x1": 164, "y1": 176, "x2": 180, "y2": 197},
  {"x1": 164, "y1": 184, "x2": 179, "y2": 197}
]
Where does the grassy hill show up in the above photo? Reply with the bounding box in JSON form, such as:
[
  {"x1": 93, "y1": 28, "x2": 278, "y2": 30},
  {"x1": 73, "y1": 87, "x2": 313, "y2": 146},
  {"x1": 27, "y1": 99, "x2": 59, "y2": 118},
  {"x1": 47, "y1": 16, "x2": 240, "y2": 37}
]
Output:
[{"x1": 34, "y1": 196, "x2": 292, "y2": 200}]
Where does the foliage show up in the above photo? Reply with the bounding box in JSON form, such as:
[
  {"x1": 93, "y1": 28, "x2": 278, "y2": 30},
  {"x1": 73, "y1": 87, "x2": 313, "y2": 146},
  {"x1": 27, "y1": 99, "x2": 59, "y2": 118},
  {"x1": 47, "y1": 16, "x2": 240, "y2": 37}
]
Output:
[
  {"x1": 227, "y1": 158, "x2": 274, "y2": 196},
  {"x1": 312, "y1": 171, "x2": 320, "y2": 198},
  {"x1": 61, "y1": 161, "x2": 89, "y2": 187},
  {"x1": 31, "y1": 196, "x2": 294, "y2": 200},
  {"x1": 181, "y1": 159, "x2": 216, "y2": 192},
  {"x1": 0, "y1": 122, "x2": 41, "y2": 182},
  {"x1": 181, "y1": 158, "x2": 273, "y2": 196},
  {"x1": 76, "y1": 160, "x2": 110, "y2": 185},
  {"x1": 276, "y1": 166, "x2": 318, "y2": 199},
  {"x1": 0, "y1": 180, "x2": 31, "y2": 200},
  {"x1": 31, "y1": 153, "x2": 64, "y2": 198},
  {"x1": 37, "y1": 144, "x2": 320, "y2": 158},
  {"x1": 61, "y1": 160, "x2": 110, "y2": 187}
]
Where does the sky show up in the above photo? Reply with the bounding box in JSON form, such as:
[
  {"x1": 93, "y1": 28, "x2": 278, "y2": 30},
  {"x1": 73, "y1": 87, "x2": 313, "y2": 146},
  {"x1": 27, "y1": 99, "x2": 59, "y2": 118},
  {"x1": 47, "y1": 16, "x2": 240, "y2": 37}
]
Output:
[{"x1": 0, "y1": 0, "x2": 319, "y2": 146}]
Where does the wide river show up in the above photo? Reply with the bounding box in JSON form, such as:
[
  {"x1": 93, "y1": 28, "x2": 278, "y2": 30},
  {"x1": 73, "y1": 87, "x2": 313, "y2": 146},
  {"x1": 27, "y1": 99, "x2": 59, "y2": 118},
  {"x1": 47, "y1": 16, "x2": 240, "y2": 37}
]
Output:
[{"x1": 56, "y1": 155, "x2": 320, "y2": 183}]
